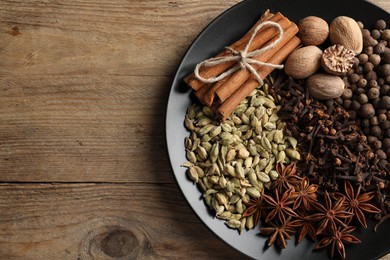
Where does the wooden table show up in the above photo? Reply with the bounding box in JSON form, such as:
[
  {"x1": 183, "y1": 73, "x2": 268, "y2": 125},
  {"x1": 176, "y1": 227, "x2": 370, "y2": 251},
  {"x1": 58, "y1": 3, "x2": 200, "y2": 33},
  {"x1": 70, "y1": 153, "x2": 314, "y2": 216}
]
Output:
[{"x1": 0, "y1": 0, "x2": 389, "y2": 259}]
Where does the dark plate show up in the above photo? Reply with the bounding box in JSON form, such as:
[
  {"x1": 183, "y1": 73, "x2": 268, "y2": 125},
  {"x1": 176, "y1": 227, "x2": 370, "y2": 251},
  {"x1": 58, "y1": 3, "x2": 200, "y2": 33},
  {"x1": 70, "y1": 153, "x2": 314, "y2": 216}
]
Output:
[{"x1": 165, "y1": 0, "x2": 390, "y2": 259}]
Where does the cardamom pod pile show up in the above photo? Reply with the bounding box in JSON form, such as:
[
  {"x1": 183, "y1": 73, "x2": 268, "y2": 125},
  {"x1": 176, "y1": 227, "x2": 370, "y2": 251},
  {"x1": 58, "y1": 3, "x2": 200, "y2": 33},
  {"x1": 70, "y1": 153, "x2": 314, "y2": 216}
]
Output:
[{"x1": 182, "y1": 80, "x2": 300, "y2": 232}]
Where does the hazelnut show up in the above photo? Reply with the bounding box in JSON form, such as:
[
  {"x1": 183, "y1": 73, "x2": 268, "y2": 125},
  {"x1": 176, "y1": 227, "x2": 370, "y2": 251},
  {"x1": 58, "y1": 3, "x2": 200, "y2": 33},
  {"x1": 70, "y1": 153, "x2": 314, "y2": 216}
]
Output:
[
  {"x1": 321, "y1": 45, "x2": 355, "y2": 76},
  {"x1": 359, "y1": 103, "x2": 375, "y2": 118},
  {"x1": 306, "y1": 73, "x2": 345, "y2": 100},
  {"x1": 284, "y1": 46, "x2": 322, "y2": 79},
  {"x1": 297, "y1": 16, "x2": 329, "y2": 46},
  {"x1": 329, "y1": 16, "x2": 363, "y2": 54}
]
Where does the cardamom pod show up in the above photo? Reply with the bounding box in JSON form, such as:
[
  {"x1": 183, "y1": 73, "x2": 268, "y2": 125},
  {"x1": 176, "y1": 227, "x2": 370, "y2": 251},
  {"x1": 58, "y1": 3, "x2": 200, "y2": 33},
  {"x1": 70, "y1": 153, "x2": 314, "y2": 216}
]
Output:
[
  {"x1": 286, "y1": 148, "x2": 301, "y2": 161},
  {"x1": 225, "y1": 219, "x2": 241, "y2": 229},
  {"x1": 209, "y1": 143, "x2": 219, "y2": 163},
  {"x1": 197, "y1": 117, "x2": 212, "y2": 127},
  {"x1": 184, "y1": 115, "x2": 195, "y2": 130},
  {"x1": 186, "y1": 150, "x2": 197, "y2": 163},
  {"x1": 246, "y1": 187, "x2": 261, "y2": 198}
]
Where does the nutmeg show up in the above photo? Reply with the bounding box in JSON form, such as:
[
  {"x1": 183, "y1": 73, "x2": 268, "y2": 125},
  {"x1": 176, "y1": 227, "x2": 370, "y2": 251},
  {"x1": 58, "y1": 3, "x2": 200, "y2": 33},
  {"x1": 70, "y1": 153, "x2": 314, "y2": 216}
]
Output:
[
  {"x1": 329, "y1": 16, "x2": 363, "y2": 54},
  {"x1": 321, "y1": 45, "x2": 355, "y2": 76},
  {"x1": 297, "y1": 16, "x2": 329, "y2": 46},
  {"x1": 284, "y1": 46, "x2": 322, "y2": 79},
  {"x1": 306, "y1": 73, "x2": 345, "y2": 100}
]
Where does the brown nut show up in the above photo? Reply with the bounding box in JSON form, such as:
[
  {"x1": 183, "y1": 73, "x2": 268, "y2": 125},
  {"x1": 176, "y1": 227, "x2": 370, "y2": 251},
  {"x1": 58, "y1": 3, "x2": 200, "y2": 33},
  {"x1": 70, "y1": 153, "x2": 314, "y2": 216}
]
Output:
[
  {"x1": 329, "y1": 16, "x2": 363, "y2": 54},
  {"x1": 297, "y1": 16, "x2": 329, "y2": 46},
  {"x1": 306, "y1": 73, "x2": 345, "y2": 100},
  {"x1": 321, "y1": 44, "x2": 355, "y2": 76},
  {"x1": 284, "y1": 46, "x2": 322, "y2": 79}
]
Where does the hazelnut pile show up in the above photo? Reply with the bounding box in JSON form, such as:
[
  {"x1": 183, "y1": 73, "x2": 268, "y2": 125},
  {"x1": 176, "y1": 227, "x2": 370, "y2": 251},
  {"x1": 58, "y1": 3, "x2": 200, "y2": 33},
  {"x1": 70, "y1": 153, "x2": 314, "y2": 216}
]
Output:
[{"x1": 340, "y1": 19, "x2": 390, "y2": 168}]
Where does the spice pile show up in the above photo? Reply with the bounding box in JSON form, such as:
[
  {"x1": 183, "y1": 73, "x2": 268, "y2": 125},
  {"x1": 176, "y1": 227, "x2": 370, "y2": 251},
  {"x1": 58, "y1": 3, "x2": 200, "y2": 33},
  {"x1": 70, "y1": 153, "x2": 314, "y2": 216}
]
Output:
[
  {"x1": 181, "y1": 8, "x2": 390, "y2": 260},
  {"x1": 183, "y1": 83, "x2": 300, "y2": 233}
]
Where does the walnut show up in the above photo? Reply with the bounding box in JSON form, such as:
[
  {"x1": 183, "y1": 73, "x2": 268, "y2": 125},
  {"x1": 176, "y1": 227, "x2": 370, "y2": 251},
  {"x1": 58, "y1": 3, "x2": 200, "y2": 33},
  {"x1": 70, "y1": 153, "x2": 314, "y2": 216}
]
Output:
[{"x1": 321, "y1": 45, "x2": 355, "y2": 76}]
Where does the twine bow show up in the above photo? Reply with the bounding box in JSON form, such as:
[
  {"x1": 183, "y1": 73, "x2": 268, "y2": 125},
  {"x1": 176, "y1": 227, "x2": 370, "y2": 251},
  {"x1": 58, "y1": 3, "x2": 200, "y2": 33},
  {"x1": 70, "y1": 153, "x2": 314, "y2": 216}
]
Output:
[{"x1": 194, "y1": 21, "x2": 284, "y2": 86}]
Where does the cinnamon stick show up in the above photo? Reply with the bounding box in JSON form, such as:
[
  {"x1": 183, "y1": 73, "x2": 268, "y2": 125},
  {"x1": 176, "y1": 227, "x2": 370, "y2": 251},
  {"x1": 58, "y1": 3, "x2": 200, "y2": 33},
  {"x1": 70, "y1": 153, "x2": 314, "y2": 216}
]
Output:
[
  {"x1": 185, "y1": 11, "x2": 290, "y2": 91},
  {"x1": 211, "y1": 22, "x2": 298, "y2": 104},
  {"x1": 216, "y1": 36, "x2": 301, "y2": 120}
]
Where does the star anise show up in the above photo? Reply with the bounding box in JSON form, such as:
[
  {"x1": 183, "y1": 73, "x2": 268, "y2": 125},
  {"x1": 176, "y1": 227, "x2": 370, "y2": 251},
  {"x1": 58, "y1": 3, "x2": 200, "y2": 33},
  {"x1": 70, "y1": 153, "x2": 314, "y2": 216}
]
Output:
[
  {"x1": 334, "y1": 181, "x2": 381, "y2": 228},
  {"x1": 262, "y1": 188, "x2": 298, "y2": 224},
  {"x1": 242, "y1": 196, "x2": 264, "y2": 227},
  {"x1": 271, "y1": 163, "x2": 302, "y2": 193},
  {"x1": 289, "y1": 209, "x2": 317, "y2": 243},
  {"x1": 260, "y1": 220, "x2": 296, "y2": 249},
  {"x1": 291, "y1": 176, "x2": 319, "y2": 210},
  {"x1": 314, "y1": 225, "x2": 361, "y2": 259},
  {"x1": 310, "y1": 191, "x2": 354, "y2": 235}
]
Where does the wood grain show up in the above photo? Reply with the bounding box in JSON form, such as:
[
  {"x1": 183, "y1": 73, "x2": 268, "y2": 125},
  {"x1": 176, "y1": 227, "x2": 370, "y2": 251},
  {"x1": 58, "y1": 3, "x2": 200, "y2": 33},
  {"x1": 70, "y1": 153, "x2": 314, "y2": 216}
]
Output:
[
  {"x1": 0, "y1": 0, "x2": 389, "y2": 259},
  {"x1": 0, "y1": 183, "x2": 243, "y2": 259}
]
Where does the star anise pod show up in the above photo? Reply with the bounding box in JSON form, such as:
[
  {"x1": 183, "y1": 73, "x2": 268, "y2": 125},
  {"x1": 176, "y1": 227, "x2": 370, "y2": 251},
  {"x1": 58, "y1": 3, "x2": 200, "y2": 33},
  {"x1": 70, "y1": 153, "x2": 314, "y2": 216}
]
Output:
[
  {"x1": 262, "y1": 188, "x2": 298, "y2": 224},
  {"x1": 271, "y1": 163, "x2": 302, "y2": 193},
  {"x1": 289, "y1": 209, "x2": 317, "y2": 243},
  {"x1": 242, "y1": 196, "x2": 265, "y2": 227},
  {"x1": 314, "y1": 225, "x2": 361, "y2": 259},
  {"x1": 291, "y1": 176, "x2": 319, "y2": 210},
  {"x1": 310, "y1": 191, "x2": 354, "y2": 235},
  {"x1": 260, "y1": 220, "x2": 296, "y2": 249},
  {"x1": 334, "y1": 181, "x2": 381, "y2": 228}
]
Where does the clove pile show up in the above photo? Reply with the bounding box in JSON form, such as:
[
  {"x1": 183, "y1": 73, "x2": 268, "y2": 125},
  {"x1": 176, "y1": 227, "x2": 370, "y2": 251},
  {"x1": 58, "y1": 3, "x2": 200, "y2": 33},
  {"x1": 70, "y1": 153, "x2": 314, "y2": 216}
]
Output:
[{"x1": 269, "y1": 73, "x2": 390, "y2": 226}]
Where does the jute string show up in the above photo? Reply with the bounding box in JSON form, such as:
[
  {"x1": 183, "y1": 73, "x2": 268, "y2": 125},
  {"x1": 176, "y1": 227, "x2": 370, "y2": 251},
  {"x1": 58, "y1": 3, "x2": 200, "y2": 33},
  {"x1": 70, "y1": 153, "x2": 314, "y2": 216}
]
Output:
[{"x1": 194, "y1": 21, "x2": 284, "y2": 86}]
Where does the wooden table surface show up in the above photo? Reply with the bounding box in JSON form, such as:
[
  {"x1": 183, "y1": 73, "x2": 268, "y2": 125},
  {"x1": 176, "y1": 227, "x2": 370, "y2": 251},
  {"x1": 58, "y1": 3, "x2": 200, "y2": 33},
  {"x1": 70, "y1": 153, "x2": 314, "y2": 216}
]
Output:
[{"x1": 0, "y1": 0, "x2": 389, "y2": 259}]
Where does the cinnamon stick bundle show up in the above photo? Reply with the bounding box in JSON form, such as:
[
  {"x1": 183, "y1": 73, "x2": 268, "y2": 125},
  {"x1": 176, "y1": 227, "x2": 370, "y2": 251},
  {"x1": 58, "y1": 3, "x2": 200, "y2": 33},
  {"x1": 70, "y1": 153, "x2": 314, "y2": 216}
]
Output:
[
  {"x1": 216, "y1": 36, "x2": 301, "y2": 120},
  {"x1": 185, "y1": 10, "x2": 290, "y2": 91},
  {"x1": 184, "y1": 10, "x2": 300, "y2": 120},
  {"x1": 202, "y1": 22, "x2": 298, "y2": 106}
]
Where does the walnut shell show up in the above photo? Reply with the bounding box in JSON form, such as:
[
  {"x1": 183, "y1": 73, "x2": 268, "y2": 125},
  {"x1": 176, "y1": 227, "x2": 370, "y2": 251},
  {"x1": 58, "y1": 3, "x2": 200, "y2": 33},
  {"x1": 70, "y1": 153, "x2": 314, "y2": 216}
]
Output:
[
  {"x1": 321, "y1": 44, "x2": 355, "y2": 76},
  {"x1": 306, "y1": 73, "x2": 345, "y2": 100},
  {"x1": 297, "y1": 16, "x2": 329, "y2": 46},
  {"x1": 284, "y1": 46, "x2": 322, "y2": 79},
  {"x1": 329, "y1": 16, "x2": 363, "y2": 54}
]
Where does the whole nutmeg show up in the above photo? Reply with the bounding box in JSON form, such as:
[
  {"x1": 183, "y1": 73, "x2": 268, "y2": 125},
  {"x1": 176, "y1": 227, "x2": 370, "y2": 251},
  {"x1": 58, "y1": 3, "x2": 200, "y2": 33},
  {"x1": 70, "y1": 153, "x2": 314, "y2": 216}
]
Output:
[
  {"x1": 329, "y1": 16, "x2": 363, "y2": 54},
  {"x1": 306, "y1": 73, "x2": 345, "y2": 100},
  {"x1": 297, "y1": 16, "x2": 329, "y2": 46},
  {"x1": 284, "y1": 46, "x2": 322, "y2": 79},
  {"x1": 359, "y1": 103, "x2": 375, "y2": 118}
]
